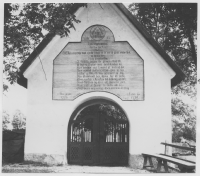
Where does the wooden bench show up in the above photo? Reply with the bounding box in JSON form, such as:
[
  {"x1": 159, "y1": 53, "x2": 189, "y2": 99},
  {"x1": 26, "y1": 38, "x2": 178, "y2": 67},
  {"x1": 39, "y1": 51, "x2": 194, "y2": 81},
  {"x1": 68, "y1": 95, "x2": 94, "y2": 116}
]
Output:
[
  {"x1": 161, "y1": 142, "x2": 196, "y2": 156},
  {"x1": 142, "y1": 142, "x2": 196, "y2": 173}
]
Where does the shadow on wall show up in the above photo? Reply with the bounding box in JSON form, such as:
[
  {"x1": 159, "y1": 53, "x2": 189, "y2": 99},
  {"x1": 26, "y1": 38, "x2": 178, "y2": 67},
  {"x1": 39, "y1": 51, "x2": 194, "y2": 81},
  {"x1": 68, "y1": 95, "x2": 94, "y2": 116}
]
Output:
[{"x1": 2, "y1": 130, "x2": 25, "y2": 164}]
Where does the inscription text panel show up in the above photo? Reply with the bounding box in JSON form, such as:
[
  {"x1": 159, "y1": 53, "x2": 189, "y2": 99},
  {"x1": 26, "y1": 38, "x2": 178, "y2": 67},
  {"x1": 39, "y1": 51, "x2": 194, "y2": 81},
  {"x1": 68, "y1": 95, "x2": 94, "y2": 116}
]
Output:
[{"x1": 53, "y1": 25, "x2": 144, "y2": 100}]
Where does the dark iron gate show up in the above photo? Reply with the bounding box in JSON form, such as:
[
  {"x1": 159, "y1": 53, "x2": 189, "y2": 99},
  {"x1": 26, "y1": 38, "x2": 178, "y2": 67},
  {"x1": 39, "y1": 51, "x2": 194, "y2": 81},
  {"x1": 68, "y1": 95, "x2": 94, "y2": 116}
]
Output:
[{"x1": 68, "y1": 104, "x2": 129, "y2": 166}]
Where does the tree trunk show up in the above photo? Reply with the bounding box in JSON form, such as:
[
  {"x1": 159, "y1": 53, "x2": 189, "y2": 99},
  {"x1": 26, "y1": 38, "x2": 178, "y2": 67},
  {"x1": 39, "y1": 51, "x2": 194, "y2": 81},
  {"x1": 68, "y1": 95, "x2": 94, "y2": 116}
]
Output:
[{"x1": 187, "y1": 28, "x2": 197, "y2": 67}]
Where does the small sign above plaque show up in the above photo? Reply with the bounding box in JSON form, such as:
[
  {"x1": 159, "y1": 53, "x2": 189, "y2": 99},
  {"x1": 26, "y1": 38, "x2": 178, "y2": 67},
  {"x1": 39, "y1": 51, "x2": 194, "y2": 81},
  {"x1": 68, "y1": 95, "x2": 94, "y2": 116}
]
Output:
[{"x1": 53, "y1": 25, "x2": 144, "y2": 101}]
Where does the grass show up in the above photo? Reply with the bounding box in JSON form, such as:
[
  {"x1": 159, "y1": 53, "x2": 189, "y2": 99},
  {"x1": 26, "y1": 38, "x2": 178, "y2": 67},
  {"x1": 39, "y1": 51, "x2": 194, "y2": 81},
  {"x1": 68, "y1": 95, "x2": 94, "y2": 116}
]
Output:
[{"x1": 2, "y1": 161, "x2": 57, "y2": 173}]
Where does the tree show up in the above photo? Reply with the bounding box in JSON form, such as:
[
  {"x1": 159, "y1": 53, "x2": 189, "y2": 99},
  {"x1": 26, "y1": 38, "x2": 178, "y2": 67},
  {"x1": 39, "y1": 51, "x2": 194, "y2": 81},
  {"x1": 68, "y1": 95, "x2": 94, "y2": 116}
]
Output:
[
  {"x1": 128, "y1": 3, "x2": 197, "y2": 142},
  {"x1": 2, "y1": 110, "x2": 11, "y2": 131},
  {"x1": 99, "y1": 104, "x2": 127, "y2": 120},
  {"x1": 12, "y1": 110, "x2": 26, "y2": 130},
  {"x1": 3, "y1": 3, "x2": 86, "y2": 91},
  {"x1": 128, "y1": 3, "x2": 197, "y2": 97},
  {"x1": 171, "y1": 98, "x2": 196, "y2": 142}
]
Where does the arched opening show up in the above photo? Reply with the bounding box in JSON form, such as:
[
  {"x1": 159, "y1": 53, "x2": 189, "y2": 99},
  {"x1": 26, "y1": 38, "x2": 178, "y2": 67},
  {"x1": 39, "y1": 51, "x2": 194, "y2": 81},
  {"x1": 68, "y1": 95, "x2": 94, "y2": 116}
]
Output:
[{"x1": 67, "y1": 99, "x2": 129, "y2": 166}]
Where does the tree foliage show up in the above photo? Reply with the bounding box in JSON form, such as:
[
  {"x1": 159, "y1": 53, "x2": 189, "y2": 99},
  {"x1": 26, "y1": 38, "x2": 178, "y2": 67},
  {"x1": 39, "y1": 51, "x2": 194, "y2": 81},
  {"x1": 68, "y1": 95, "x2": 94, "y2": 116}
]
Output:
[
  {"x1": 2, "y1": 110, "x2": 11, "y2": 131},
  {"x1": 171, "y1": 98, "x2": 196, "y2": 142},
  {"x1": 128, "y1": 3, "x2": 197, "y2": 142},
  {"x1": 99, "y1": 104, "x2": 127, "y2": 120},
  {"x1": 128, "y1": 3, "x2": 197, "y2": 98},
  {"x1": 12, "y1": 110, "x2": 26, "y2": 130},
  {"x1": 4, "y1": 3, "x2": 86, "y2": 91}
]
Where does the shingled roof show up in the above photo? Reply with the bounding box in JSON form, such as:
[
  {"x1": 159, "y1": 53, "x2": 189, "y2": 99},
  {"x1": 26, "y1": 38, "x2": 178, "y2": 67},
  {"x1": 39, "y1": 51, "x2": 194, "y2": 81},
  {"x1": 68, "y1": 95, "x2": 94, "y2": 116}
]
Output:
[{"x1": 17, "y1": 3, "x2": 185, "y2": 88}]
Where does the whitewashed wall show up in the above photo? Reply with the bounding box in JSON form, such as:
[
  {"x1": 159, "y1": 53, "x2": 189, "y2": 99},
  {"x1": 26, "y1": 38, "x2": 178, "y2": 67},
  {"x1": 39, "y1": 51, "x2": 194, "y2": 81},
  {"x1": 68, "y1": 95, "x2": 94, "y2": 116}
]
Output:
[{"x1": 24, "y1": 4, "x2": 175, "y2": 164}]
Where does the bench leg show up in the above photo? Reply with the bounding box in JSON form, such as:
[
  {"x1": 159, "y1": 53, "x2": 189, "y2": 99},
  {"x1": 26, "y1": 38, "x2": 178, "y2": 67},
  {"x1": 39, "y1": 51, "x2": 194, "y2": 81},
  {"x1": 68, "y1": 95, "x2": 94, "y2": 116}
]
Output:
[
  {"x1": 149, "y1": 157, "x2": 154, "y2": 167},
  {"x1": 143, "y1": 156, "x2": 154, "y2": 169},
  {"x1": 163, "y1": 160, "x2": 169, "y2": 173},
  {"x1": 179, "y1": 166, "x2": 195, "y2": 173},
  {"x1": 143, "y1": 156, "x2": 148, "y2": 169},
  {"x1": 156, "y1": 159, "x2": 162, "y2": 172},
  {"x1": 156, "y1": 159, "x2": 169, "y2": 173},
  {"x1": 186, "y1": 168, "x2": 195, "y2": 173},
  {"x1": 179, "y1": 167, "x2": 187, "y2": 173}
]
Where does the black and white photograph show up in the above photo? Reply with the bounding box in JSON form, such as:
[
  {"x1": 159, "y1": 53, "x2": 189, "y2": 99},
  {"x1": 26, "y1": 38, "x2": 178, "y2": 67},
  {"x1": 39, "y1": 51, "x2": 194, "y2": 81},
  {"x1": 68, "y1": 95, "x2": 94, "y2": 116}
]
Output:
[{"x1": 2, "y1": 0, "x2": 198, "y2": 174}]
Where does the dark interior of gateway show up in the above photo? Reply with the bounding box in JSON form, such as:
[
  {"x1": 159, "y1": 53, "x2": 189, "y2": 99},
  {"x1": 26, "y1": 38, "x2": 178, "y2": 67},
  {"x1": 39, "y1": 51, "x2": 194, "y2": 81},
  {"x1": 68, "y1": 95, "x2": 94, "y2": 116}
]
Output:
[{"x1": 68, "y1": 103, "x2": 129, "y2": 166}]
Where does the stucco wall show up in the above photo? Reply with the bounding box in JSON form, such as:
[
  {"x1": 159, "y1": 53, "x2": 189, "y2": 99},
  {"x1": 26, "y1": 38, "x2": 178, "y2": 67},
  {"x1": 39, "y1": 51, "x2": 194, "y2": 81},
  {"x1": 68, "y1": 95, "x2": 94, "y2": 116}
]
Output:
[{"x1": 24, "y1": 4, "x2": 174, "y2": 165}]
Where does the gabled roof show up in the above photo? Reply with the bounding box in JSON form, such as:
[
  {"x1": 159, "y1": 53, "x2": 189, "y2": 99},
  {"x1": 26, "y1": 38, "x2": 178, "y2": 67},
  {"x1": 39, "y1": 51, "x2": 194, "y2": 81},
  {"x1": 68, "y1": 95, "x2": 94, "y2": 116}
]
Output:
[{"x1": 17, "y1": 3, "x2": 185, "y2": 88}]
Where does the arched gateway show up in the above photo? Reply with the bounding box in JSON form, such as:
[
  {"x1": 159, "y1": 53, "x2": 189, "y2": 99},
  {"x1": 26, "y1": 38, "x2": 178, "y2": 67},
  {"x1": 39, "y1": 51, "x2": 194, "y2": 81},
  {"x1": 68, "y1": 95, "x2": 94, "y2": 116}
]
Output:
[{"x1": 67, "y1": 99, "x2": 129, "y2": 166}]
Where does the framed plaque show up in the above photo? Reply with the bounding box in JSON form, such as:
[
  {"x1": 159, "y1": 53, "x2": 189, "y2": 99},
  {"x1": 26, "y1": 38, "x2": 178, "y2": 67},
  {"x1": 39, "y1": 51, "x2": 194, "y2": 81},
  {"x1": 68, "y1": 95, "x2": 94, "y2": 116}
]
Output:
[{"x1": 53, "y1": 25, "x2": 144, "y2": 101}]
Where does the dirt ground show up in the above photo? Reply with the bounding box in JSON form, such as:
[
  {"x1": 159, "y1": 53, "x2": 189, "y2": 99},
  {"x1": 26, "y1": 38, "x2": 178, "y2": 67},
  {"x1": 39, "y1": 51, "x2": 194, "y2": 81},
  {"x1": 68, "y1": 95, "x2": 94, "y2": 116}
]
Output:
[{"x1": 2, "y1": 162, "x2": 152, "y2": 173}]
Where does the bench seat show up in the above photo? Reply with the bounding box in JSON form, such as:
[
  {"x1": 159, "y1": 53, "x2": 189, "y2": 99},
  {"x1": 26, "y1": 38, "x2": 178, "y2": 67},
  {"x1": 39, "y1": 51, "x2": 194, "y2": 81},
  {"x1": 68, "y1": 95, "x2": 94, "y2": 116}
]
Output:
[{"x1": 142, "y1": 153, "x2": 195, "y2": 173}]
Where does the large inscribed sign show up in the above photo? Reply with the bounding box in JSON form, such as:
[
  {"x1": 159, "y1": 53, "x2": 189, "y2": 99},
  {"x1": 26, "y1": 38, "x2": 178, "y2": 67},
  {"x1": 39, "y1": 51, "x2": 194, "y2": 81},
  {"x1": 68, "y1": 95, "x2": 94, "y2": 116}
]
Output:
[{"x1": 53, "y1": 25, "x2": 144, "y2": 100}]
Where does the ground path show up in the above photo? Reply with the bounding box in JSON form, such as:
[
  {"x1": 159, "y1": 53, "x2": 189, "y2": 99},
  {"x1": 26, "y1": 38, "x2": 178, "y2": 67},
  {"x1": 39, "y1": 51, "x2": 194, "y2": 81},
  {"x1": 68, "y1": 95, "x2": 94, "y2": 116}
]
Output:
[{"x1": 2, "y1": 163, "x2": 151, "y2": 173}]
